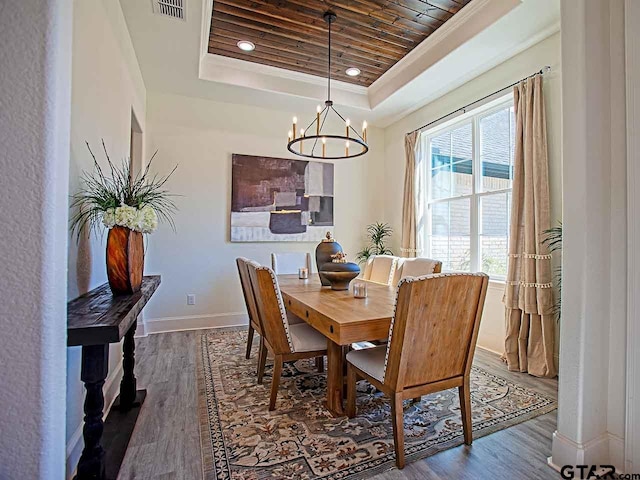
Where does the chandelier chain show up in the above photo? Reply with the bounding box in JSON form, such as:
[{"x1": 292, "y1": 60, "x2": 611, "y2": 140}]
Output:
[{"x1": 328, "y1": 16, "x2": 331, "y2": 103}]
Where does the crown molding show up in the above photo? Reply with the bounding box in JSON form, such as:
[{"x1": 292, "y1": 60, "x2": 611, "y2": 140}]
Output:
[
  {"x1": 376, "y1": 20, "x2": 559, "y2": 128},
  {"x1": 199, "y1": 53, "x2": 368, "y2": 96},
  {"x1": 198, "y1": 0, "x2": 369, "y2": 109},
  {"x1": 194, "y1": 0, "x2": 558, "y2": 125},
  {"x1": 368, "y1": 0, "x2": 522, "y2": 108}
]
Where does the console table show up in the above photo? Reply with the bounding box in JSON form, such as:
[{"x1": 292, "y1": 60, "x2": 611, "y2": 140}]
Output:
[{"x1": 68, "y1": 275, "x2": 160, "y2": 480}]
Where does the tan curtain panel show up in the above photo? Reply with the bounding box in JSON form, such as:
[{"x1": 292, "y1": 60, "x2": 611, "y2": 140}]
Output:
[
  {"x1": 401, "y1": 131, "x2": 420, "y2": 258},
  {"x1": 503, "y1": 75, "x2": 557, "y2": 378}
]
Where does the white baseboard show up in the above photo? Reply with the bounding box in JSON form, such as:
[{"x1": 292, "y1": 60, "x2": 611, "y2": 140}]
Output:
[
  {"x1": 549, "y1": 430, "x2": 624, "y2": 473},
  {"x1": 476, "y1": 344, "x2": 504, "y2": 357},
  {"x1": 66, "y1": 360, "x2": 124, "y2": 479},
  {"x1": 609, "y1": 433, "x2": 625, "y2": 472},
  {"x1": 135, "y1": 320, "x2": 147, "y2": 338},
  {"x1": 144, "y1": 312, "x2": 249, "y2": 334}
]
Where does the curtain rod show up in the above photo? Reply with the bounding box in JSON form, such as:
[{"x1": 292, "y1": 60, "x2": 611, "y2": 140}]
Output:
[{"x1": 408, "y1": 65, "x2": 552, "y2": 136}]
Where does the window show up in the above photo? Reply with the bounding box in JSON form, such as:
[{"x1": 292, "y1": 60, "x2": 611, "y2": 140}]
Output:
[{"x1": 422, "y1": 99, "x2": 514, "y2": 279}]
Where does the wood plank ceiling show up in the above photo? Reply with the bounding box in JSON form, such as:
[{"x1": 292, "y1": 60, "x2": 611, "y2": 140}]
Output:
[{"x1": 208, "y1": 0, "x2": 472, "y2": 87}]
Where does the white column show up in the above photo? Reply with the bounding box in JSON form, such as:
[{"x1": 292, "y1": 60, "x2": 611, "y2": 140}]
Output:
[
  {"x1": 0, "y1": 0, "x2": 72, "y2": 478},
  {"x1": 550, "y1": 0, "x2": 628, "y2": 472},
  {"x1": 625, "y1": 0, "x2": 640, "y2": 473}
]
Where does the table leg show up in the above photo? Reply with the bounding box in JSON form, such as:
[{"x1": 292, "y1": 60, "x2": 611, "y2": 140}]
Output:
[
  {"x1": 326, "y1": 340, "x2": 347, "y2": 417},
  {"x1": 118, "y1": 320, "x2": 138, "y2": 411},
  {"x1": 76, "y1": 344, "x2": 109, "y2": 480}
]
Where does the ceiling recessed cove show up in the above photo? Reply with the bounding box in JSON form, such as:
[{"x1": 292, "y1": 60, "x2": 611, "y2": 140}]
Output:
[
  {"x1": 207, "y1": 0, "x2": 473, "y2": 87},
  {"x1": 237, "y1": 40, "x2": 255, "y2": 52}
]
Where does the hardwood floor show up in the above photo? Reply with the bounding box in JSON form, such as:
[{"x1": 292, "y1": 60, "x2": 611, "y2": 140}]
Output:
[{"x1": 118, "y1": 330, "x2": 558, "y2": 480}]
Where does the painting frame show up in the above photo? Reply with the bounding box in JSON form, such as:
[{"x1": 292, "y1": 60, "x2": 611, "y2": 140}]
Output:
[{"x1": 230, "y1": 154, "x2": 334, "y2": 243}]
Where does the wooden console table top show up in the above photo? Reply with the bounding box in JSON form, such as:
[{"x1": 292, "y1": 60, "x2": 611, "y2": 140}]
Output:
[{"x1": 67, "y1": 275, "x2": 161, "y2": 346}]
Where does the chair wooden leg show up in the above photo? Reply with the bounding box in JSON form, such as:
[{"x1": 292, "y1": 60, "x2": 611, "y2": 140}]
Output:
[
  {"x1": 346, "y1": 364, "x2": 357, "y2": 418},
  {"x1": 269, "y1": 356, "x2": 283, "y2": 411},
  {"x1": 245, "y1": 325, "x2": 255, "y2": 359},
  {"x1": 459, "y1": 377, "x2": 473, "y2": 445},
  {"x1": 391, "y1": 392, "x2": 405, "y2": 469},
  {"x1": 316, "y1": 356, "x2": 324, "y2": 373},
  {"x1": 257, "y1": 338, "x2": 267, "y2": 385}
]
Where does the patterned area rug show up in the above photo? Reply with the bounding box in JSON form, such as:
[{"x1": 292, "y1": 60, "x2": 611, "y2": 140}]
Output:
[{"x1": 197, "y1": 330, "x2": 556, "y2": 480}]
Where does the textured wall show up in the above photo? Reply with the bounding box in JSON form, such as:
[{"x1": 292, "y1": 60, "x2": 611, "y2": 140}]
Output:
[{"x1": 0, "y1": 0, "x2": 72, "y2": 477}]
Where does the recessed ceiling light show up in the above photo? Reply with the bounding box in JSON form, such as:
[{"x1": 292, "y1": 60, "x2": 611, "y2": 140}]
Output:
[
  {"x1": 345, "y1": 67, "x2": 361, "y2": 77},
  {"x1": 237, "y1": 40, "x2": 255, "y2": 52}
]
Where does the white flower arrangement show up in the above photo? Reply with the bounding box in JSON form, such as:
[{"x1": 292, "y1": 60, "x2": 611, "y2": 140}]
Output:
[
  {"x1": 70, "y1": 140, "x2": 177, "y2": 240},
  {"x1": 102, "y1": 205, "x2": 159, "y2": 234}
]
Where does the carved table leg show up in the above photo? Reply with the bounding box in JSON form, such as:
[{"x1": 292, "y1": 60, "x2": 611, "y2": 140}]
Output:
[
  {"x1": 118, "y1": 320, "x2": 138, "y2": 411},
  {"x1": 76, "y1": 344, "x2": 109, "y2": 480}
]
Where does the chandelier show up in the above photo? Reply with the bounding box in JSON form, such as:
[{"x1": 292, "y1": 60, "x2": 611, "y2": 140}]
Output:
[{"x1": 287, "y1": 11, "x2": 369, "y2": 160}]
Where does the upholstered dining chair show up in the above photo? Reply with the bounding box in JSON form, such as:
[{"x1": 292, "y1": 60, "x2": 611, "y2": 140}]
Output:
[
  {"x1": 361, "y1": 255, "x2": 399, "y2": 285},
  {"x1": 247, "y1": 261, "x2": 328, "y2": 410},
  {"x1": 346, "y1": 273, "x2": 489, "y2": 468},
  {"x1": 271, "y1": 252, "x2": 312, "y2": 275},
  {"x1": 236, "y1": 257, "x2": 263, "y2": 361},
  {"x1": 392, "y1": 257, "x2": 443, "y2": 286}
]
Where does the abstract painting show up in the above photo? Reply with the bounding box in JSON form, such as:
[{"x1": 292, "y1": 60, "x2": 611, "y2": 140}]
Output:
[{"x1": 230, "y1": 154, "x2": 334, "y2": 242}]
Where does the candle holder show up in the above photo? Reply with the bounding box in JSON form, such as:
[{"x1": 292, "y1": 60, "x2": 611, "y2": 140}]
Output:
[
  {"x1": 353, "y1": 281, "x2": 368, "y2": 299},
  {"x1": 298, "y1": 267, "x2": 309, "y2": 280}
]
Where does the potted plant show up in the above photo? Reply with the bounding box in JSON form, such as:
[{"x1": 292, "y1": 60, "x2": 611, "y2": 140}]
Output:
[
  {"x1": 70, "y1": 141, "x2": 177, "y2": 295},
  {"x1": 542, "y1": 221, "x2": 562, "y2": 321},
  {"x1": 355, "y1": 222, "x2": 394, "y2": 265}
]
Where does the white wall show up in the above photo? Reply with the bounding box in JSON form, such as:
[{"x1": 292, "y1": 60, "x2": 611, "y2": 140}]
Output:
[
  {"x1": 381, "y1": 32, "x2": 563, "y2": 355},
  {"x1": 66, "y1": 0, "x2": 146, "y2": 475},
  {"x1": 143, "y1": 91, "x2": 386, "y2": 331},
  {"x1": 0, "y1": 1, "x2": 72, "y2": 478}
]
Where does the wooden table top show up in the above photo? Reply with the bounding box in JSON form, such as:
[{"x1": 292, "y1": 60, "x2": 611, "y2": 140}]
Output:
[
  {"x1": 278, "y1": 274, "x2": 395, "y2": 345},
  {"x1": 67, "y1": 276, "x2": 161, "y2": 347}
]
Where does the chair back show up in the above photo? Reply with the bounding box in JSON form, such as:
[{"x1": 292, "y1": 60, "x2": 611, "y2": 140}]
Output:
[
  {"x1": 362, "y1": 255, "x2": 399, "y2": 285},
  {"x1": 246, "y1": 261, "x2": 295, "y2": 355},
  {"x1": 271, "y1": 252, "x2": 312, "y2": 275},
  {"x1": 235, "y1": 258, "x2": 262, "y2": 334},
  {"x1": 382, "y1": 273, "x2": 489, "y2": 390},
  {"x1": 393, "y1": 257, "x2": 442, "y2": 285}
]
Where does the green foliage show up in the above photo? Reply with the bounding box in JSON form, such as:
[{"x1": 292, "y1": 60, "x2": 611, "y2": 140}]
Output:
[
  {"x1": 70, "y1": 140, "x2": 177, "y2": 241},
  {"x1": 542, "y1": 221, "x2": 562, "y2": 321},
  {"x1": 355, "y1": 222, "x2": 394, "y2": 264}
]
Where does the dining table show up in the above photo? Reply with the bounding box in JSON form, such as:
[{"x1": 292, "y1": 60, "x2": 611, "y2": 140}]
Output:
[{"x1": 278, "y1": 274, "x2": 396, "y2": 417}]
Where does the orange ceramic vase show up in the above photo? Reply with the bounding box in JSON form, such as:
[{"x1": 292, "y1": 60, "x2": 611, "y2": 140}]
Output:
[{"x1": 106, "y1": 226, "x2": 144, "y2": 295}]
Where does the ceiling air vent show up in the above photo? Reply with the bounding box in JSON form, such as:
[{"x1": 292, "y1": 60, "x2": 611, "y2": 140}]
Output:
[{"x1": 152, "y1": 0, "x2": 185, "y2": 20}]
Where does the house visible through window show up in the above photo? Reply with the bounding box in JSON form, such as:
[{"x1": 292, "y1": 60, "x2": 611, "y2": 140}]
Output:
[{"x1": 421, "y1": 98, "x2": 514, "y2": 279}]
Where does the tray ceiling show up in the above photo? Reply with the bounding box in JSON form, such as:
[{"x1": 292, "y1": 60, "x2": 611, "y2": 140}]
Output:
[{"x1": 207, "y1": 0, "x2": 472, "y2": 87}]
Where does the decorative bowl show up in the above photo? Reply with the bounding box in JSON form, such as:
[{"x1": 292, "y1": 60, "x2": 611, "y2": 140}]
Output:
[{"x1": 319, "y1": 262, "x2": 361, "y2": 291}]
